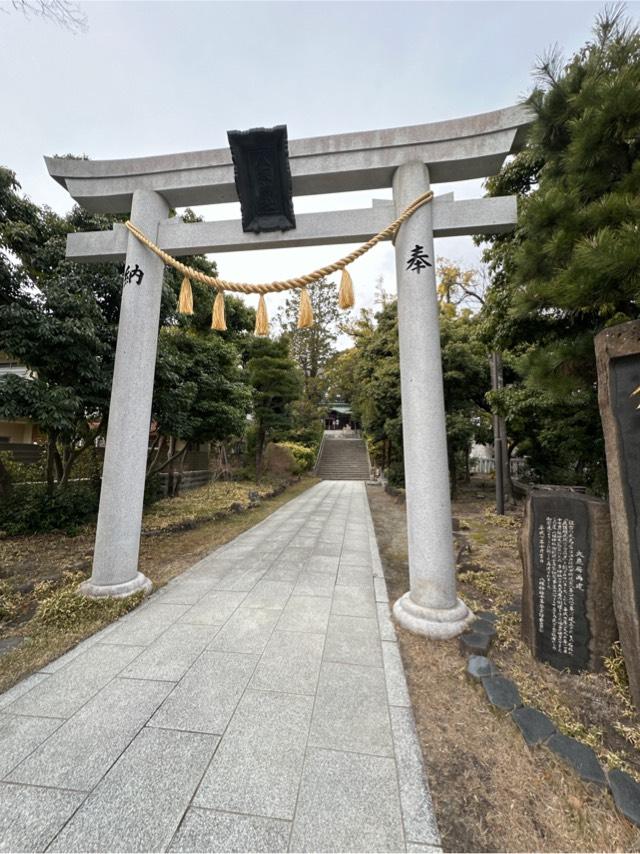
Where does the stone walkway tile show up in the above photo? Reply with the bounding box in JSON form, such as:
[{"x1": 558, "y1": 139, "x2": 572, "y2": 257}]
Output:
[
  {"x1": 337, "y1": 567, "x2": 373, "y2": 588},
  {"x1": 332, "y1": 585, "x2": 377, "y2": 618},
  {"x1": 341, "y1": 547, "x2": 371, "y2": 563},
  {"x1": 241, "y1": 580, "x2": 294, "y2": 610},
  {"x1": 276, "y1": 554, "x2": 309, "y2": 572},
  {"x1": 377, "y1": 602, "x2": 397, "y2": 642},
  {"x1": 250, "y1": 631, "x2": 325, "y2": 695},
  {"x1": 5, "y1": 644, "x2": 143, "y2": 719},
  {"x1": 154, "y1": 579, "x2": 217, "y2": 605},
  {"x1": 0, "y1": 783, "x2": 85, "y2": 853},
  {"x1": 6, "y1": 678, "x2": 171, "y2": 791},
  {"x1": 382, "y1": 641, "x2": 411, "y2": 707},
  {"x1": 293, "y1": 572, "x2": 335, "y2": 598},
  {"x1": 290, "y1": 537, "x2": 317, "y2": 550},
  {"x1": 406, "y1": 844, "x2": 443, "y2": 852},
  {"x1": 194, "y1": 689, "x2": 313, "y2": 820},
  {"x1": 374, "y1": 577, "x2": 389, "y2": 602},
  {"x1": 211, "y1": 568, "x2": 268, "y2": 592},
  {"x1": 180, "y1": 590, "x2": 247, "y2": 625},
  {"x1": 306, "y1": 555, "x2": 340, "y2": 575},
  {"x1": 324, "y1": 614, "x2": 382, "y2": 667},
  {"x1": 121, "y1": 624, "x2": 221, "y2": 682},
  {"x1": 0, "y1": 481, "x2": 437, "y2": 853},
  {"x1": 38, "y1": 625, "x2": 118, "y2": 675},
  {"x1": 282, "y1": 547, "x2": 314, "y2": 565},
  {"x1": 263, "y1": 566, "x2": 300, "y2": 583},
  {"x1": 390, "y1": 707, "x2": 440, "y2": 846},
  {"x1": 105, "y1": 603, "x2": 190, "y2": 646},
  {"x1": 309, "y1": 661, "x2": 393, "y2": 757},
  {"x1": 289, "y1": 748, "x2": 404, "y2": 853},
  {"x1": 149, "y1": 651, "x2": 257, "y2": 734},
  {"x1": 48, "y1": 727, "x2": 218, "y2": 853},
  {"x1": 277, "y1": 595, "x2": 332, "y2": 634},
  {"x1": 185, "y1": 559, "x2": 235, "y2": 581},
  {"x1": 314, "y1": 542, "x2": 342, "y2": 557},
  {"x1": 168, "y1": 808, "x2": 291, "y2": 853},
  {"x1": 209, "y1": 608, "x2": 280, "y2": 655},
  {"x1": 0, "y1": 714, "x2": 63, "y2": 779},
  {"x1": 0, "y1": 673, "x2": 48, "y2": 712}
]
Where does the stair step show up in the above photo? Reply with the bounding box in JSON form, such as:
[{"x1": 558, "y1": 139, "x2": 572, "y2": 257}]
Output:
[{"x1": 315, "y1": 436, "x2": 370, "y2": 482}]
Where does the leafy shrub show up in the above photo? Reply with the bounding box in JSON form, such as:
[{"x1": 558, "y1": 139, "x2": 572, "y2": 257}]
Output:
[
  {"x1": 0, "y1": 482, "x2": 100, "y2": 535},
  {"x1": 0, "y1": 451, "x2": 46, "y2": 484},
  {"x1": 263, "y1": 443, "x2": 296, "y2": 477},
  {"x1": 277, "y1": 442, "x2": 316, "y2": 473},
  {"x1": 385, "y1": 459, "x2": 405, "y2": 487}
]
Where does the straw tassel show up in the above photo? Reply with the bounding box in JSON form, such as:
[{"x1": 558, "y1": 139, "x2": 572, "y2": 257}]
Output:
[
  {"x1": 255, "y1": 294, "x2": 269, "y2": 336},
  {"x1": 177, "y1": 275, "x2": 193, "y2": 315},
  {"x1": 338, "y1": 268, "x2": 355, "y2": 309},
  {"x1": 297, "y1": 287, "x2": 314, "y2": 329},
  {"x1": 211, "y1": 290, "x2": 227, "y2": 331}
]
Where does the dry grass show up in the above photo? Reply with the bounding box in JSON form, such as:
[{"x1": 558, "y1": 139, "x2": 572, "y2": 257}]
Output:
[
  {"x1": 142, "y1": 479, "x2": 284, "y2": 533},
  {"x1": 0, "y1": 476, "x2": 317, "y2": 694},
  {"x1": 367, "y1": 482, "x2": 640, "y2": 852}
]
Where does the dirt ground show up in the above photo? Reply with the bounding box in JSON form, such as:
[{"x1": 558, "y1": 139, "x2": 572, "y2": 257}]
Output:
[
  {"x1": 367, "y1": 479, "x2": 640, "y2": 853},
  {"x1": 0, "y1": 477, "x2": 316, "y2": 694}
]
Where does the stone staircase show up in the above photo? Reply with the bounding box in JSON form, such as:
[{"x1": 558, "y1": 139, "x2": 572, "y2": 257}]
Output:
[{"x1": 315, "y1": 434, "x2": 371, "y2": 481}]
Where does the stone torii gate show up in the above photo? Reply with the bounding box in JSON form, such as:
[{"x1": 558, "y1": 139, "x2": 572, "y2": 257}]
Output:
[{"x1": 46, "y1": 105, "x2": 531, "y2": 639}]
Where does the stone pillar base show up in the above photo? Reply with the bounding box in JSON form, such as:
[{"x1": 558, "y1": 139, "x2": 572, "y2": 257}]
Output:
[
  {"x1": 78, "y1": 572, "x2": 152, "y2": 600},
  {"x1": 393, "y1": 592, "x2": 474, "y2": 640}
]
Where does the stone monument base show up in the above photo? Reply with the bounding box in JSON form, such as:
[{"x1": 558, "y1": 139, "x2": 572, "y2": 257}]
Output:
[
  {"x1": 78, "y1": 572, "x2": 152, "y2": 600},
  {"x1": 393, "y1": 592, "x2": 474, "y2": 639}
]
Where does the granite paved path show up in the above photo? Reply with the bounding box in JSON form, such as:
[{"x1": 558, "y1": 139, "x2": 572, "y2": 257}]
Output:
[{"x1": 0, "y1": 481, "x2": 441, "y2": 853}]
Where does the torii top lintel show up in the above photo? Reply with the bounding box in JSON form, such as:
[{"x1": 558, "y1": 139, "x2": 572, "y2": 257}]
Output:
[{"x1": 45, "y1": 105, "x2": 532, "y2": 215}]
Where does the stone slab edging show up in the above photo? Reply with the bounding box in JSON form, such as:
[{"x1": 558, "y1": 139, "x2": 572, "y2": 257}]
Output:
[{"x1": 462, "y1": 612, "x2": 640, "y2": 829}]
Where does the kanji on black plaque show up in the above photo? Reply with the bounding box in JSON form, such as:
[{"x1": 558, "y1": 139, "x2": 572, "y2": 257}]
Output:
[
  {"x1": 406, "y1": 244, "x2": 432, "y2": 273},
  {"x1": 123, "y1": 264, "x2": 144, "y2": 286}
]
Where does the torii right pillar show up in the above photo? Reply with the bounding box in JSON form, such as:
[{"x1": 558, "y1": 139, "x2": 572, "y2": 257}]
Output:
[{"x1": 392, "y1": 160, "x2": 474, "y2": 638}]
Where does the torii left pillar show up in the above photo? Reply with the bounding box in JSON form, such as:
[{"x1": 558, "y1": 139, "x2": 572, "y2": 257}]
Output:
[{"x1": 79, "y1": 189, "x2": 169, "y2": 598}]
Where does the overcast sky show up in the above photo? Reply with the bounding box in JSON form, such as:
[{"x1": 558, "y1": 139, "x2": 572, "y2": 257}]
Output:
[{"x1": 2, "y1": 0, "x2": 636, "y2": 320}]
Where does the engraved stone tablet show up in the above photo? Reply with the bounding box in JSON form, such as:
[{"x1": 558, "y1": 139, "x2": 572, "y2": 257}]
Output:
[
  {"x1": 596, "y1": 320, "x2": 640, "y2": 707},
  {"x1": 521, "y1": 489, "x2": 615, "y2": 673}
]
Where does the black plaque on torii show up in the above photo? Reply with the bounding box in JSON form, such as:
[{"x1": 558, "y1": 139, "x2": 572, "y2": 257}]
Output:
[{"x1": 227, "y1": 125, "x2": 296, "y2": 234}]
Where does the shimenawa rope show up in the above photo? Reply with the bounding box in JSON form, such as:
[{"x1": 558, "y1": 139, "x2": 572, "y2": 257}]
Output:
[{"x1": 124, "y1": 189, "x2": 434, "y2": 334}]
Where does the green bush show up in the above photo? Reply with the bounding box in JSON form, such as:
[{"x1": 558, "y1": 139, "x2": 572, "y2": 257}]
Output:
[
  {"x1": 385, "y1": 459, "x2": 405, "y2": 488},
  {"x1": 0, "y1": 482, "x2": 100, "y2": 535},
  {"x1": 0, "y1": 451, "x2": 45, "y2": 484},
  {"x1": 276, "y1": 442, "x2": 316, "y2": 473}
]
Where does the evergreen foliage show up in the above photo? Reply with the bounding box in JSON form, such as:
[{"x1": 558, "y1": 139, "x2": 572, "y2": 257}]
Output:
[
  {"x1": 479, "y1": 7, "x2": 640, "y2": 491},
  {"x1": 244, "y1": 337, "x2": 303, "y2": 477},
  {"x1": 344, "y1": 298, "x2": 490, "y2": 490}
]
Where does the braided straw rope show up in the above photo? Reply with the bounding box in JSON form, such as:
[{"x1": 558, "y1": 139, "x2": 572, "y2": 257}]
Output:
[{"x1": 124, "y1": 190, "x2": 434, "y2": 294}]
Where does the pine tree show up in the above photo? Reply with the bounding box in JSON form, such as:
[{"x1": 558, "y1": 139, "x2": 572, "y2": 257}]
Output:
[{"x1": 478, "y1": 7, "x2": 640, "y2": 491}]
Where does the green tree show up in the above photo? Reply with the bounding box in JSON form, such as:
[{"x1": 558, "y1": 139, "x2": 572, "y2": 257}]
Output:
[
  {"x1": 244, "y1": 337, "x2": 303, "y2": 477},
  {"x1": 0, "y1": 170, "x2": 123, "y2": 488},
  {"x1": 346, "y1": 298, "x2": 490, "y2": 491},
  {"x1": 478, "y1": 7, "x2": 640, "y2": 491},
  {"x1": 150, "y1": 329, "x2": 251, "y2": 493},
  {"x1": 164, "y1": 210, "x2": 256, "y2": 339},
  {"x1": 276, "y1": 279, "x2": 340, "y2": 405},
  {"x1": 0, "y1": 174, "x2": 255, "y2": 498}
]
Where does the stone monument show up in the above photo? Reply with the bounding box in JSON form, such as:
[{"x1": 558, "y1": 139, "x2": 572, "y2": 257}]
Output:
[
  {"x1": 520, "y1": 487, "x2": 615, "y2": 672},
  {"x1": 45, "y1": 106, "x2": 533, "y2": 640},
  {"x1": 596, "y1": 320, "x2": 640, "y2": 706}
]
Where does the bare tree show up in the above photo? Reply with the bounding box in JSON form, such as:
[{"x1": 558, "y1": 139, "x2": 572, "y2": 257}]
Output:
[{"x1": 6, "y1": 0, "x2": 88, "y2": 33}]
